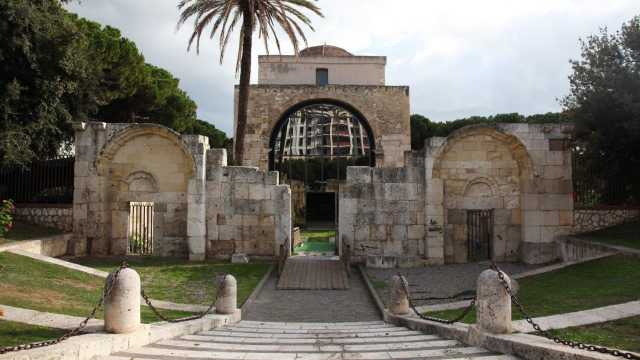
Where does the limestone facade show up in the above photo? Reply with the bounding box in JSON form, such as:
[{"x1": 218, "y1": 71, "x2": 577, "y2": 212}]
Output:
[
  {"x1": 236, "y1": 85, "x2": 411, "y2": 171},
  {"x1": 258, "y1": 54, "x2": 386, "y2": 86},
  {"x1": 205, "y1": 150, "x2": 292, "y2": 258},
  {"x1": 339, "y1": 123, "x2": 575, "y2": 265},
  {"x1": 71, "y1": 122, "x2": 291, "y2": 260},
  {"x1": 339, "y1": 153, "x2": 425, "y2": 262}
]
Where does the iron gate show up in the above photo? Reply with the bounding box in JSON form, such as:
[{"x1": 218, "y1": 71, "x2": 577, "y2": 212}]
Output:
[
  {"x1": 128, "y1": 202, "x2": 154, "y2": 255},
  {"x1": 467, "y1": 209, "x2": 493, "y2": 261}
]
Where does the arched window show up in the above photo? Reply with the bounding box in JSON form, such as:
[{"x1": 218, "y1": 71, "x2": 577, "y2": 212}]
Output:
[{"x1": 269, "y1": 102, "x2": 375, "y2": 190}]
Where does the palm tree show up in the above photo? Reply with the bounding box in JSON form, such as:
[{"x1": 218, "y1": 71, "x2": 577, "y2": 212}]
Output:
[{"x1": 177, "y1": 0, "x2": 323, "y2": 164}]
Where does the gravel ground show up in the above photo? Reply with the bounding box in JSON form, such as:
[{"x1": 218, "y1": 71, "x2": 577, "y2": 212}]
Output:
[{"x1": 367, "y1": 262, "x2": 544, "y2": 307}]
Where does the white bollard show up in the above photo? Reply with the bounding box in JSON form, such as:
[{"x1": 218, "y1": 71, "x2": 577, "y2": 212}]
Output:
[
  {"x1": 476, "y1": 269, "x2": 512, "y2": 334},
  {"x1": 104, "y1": 268, "x2": 141, "y2": 334},
  {"x1": 389, "y1": 275, "x2": 410, "y2": 315},
  {"x1": 215, "y1": 275, "x2": 237, "y2": 315}
]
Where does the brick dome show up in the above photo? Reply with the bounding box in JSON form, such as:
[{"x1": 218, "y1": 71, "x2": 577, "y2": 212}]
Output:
[{"x1": 298, "y1": 45, "x2": 353, "y2": 57}]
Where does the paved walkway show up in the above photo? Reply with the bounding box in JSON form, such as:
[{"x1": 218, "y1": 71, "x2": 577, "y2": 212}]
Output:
[
  {"x1": 512, "y1": 300, "x2": 640, "y2": 333},
  {"x1": 103, "y1": 320, "x2": 519, "y2": 360},
  {"x1": 367, "y1": 262, "x2": 542, "y2": 307},
  {"x1": 0, "y1": 304, "x2": 104, "y2": 332},
  {"x1": 277, "y1": 257, "x2": 349, "y2": 290},
  {"x1": 244, "y1": 270, "x2": 381, "y2": 322}
]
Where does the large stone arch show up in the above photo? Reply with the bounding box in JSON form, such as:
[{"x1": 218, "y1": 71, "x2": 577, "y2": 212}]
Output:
[
  {"x1": 267, "y1": 98, "x2": 377, "y2": 170},
  {"x1": 97, "y1": 124, "x2": 196, "y2": 177},
  {"x1": 429, "y1": 125, "x2": 536, "y2": 263},
  {"x1": 238, "y1": 85, "x2": 411, "y2": 170},
  {"x1": 94, "y1": 124, "x2": 197, "y2": 257}
]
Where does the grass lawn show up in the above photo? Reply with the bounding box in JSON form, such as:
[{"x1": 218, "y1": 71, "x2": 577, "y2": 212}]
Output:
[
  {"x1": 546, "y1": 316, "x2": 640, "y2": 353},
  {"x1": 576, "y1": 221, "x2": 640, "y2": 250},
  {"x1": 0, "y1": 320, "x2": 66, "y2": 348},
  {"x1": 0, "y1": 221, "x2": 63, "y2": 245},
  {"x1": 0, "y1": 252, "x2": 193, "y2": 323},
  {"x1": 426, "y1": 255, "x2": 640, "y2": 324},
  {"x1": 71, "y1": 256, "x2": 272, "y2": 306},
  {"x1": 294, "y1": 230, "x2": 337, "y2": 254}
]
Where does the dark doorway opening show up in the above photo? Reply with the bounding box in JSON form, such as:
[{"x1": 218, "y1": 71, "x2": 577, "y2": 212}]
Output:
[
  {"x1": 467, "y1": 209, "x2": 493, "y2": 262},
  {"x1": 305, "y1": 192, "x2": 337, "y2": 229}
]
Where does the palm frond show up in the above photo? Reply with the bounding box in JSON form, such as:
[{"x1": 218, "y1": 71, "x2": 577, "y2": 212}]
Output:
[{"x1": 177, "y1": 0, "x2": 323, "y2": 72}]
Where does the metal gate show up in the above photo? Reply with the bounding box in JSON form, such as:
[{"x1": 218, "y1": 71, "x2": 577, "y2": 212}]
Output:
[
  {"x1": 467, "y1": 209, "x2": 493, "y2": 261},
  {"x1": 128, "y1": 202, "x2": 154, "y2": 255}
]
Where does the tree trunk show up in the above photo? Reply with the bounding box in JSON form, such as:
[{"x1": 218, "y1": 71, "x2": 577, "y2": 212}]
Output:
[{"x1": 235, "y1": 3, "x2": 254, "y2": 165}]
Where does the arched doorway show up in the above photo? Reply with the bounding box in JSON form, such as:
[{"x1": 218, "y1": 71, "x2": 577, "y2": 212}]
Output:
[{"x1": 269, "y1": 100, "x2": 375, "y2": 253}]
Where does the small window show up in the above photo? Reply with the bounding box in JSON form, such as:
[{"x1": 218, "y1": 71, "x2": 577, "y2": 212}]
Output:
[{"x1": 316, "y1": 68, "x2": 329, "y2": 86}]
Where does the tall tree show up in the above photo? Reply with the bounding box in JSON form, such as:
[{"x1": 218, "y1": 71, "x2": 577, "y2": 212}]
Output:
[
  {"x1": 177, "y1": 0, "x2": 322, "y2": 164},
  {"x1": 562, "y1": 15, "x2": 640, "y2": 202},
  {"x1": 0, "y1": 0, "x2": 85, "y2": 166}
]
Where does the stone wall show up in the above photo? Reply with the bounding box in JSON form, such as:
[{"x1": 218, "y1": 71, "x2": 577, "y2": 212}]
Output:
[
  {"x1": 573, "y1": 209, "x2": 639, "y2": 234},
  {"x1": 339, "y1": 153, "x2": 426, "y2": 262},
  {"x1": 437, "y1": 133, "x2": 522, "y2": 263},
  {"x1": 258, "y1": 55, "x2": 386, "y2": 86},
  {"x1": 73, "y1": 122, "x2": 292, "y2": 261},
  {"x1": 205, "y1": 149, "x2": 292, "y2": 258},
  {"x1": 13, "y1": 205, "x2": 73, "y2": 232},
  {"x1": 236, "y1": 85, "x2": 411, "y2": 170},
  {"x1": 425, "y1": 124, "x2": 575, "y2": 265}
]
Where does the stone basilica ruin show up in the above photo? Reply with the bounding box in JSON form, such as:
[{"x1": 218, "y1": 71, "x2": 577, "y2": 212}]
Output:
[{"x1": 71, "y1": 45, "x2": 574, "y2": 266}]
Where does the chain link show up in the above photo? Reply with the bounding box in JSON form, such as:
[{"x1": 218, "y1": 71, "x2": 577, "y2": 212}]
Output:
[
  {"x1": 490, "y1": 262, "x2": 640, "y2": 360},
  {"x1": 397, "y1": 273, "x2": 476, "y2": 325},
  {"x1": 140, "y1": 273, "x2": 228, "y2": 323},
  {"x1": 0, "y1": 262, "x2": 128, "y2": 355}
]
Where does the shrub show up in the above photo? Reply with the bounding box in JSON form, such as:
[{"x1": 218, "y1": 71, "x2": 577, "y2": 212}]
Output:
[{"x1": 0, "y1": 199, "x2": 15, "y2": 237}]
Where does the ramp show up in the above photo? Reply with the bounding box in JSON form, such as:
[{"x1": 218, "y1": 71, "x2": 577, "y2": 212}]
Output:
[{"x1": 277, "y1": 257, "x2": 349, "y2": 290}]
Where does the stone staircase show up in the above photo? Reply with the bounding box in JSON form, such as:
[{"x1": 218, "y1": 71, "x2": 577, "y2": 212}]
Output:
[{"x1": 101, "y1": 320, "x2": 519, "y2": 359}]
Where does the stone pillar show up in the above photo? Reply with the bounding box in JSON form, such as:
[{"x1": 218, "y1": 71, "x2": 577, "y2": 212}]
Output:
[
  {"x1": 184, "y1": 135, "x2": 209, "y2": 261},
  {"x1": 273, "y1": 185, "x2": 292, "y2": 257},
  {"x1": 424, "y1": 138, "x2": 446, "y2": 265},
  {"x1": 389, "y1": 275, "x2": 410, "y2": 315},
  {"x1": 475, "y1": 269, "x2": 512, "y2": 334},
  {"x1": 104, "y1": 268, "x2": 141, "y2": 334},
  {"x1": 215, "y1": 275, "x2": 237, "y2": 315}
]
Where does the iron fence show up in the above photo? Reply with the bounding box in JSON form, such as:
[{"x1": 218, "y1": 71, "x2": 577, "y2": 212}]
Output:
[
  {"x1": 0, "y1": 156, "x2": 74, "y2": 204},
  {"x1": 572, "y1": 152, "x2": 638, "y2": 208}
]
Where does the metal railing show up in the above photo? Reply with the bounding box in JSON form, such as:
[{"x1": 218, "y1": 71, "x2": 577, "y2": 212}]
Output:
[{"x1": 0, "y1": 156, "x2": 74, "y2": 204}]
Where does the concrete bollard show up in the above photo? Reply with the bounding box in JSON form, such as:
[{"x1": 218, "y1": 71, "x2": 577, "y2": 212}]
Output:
[
  {"x1": 475, "y1": 269, "x2": 512, "y2": 334},
  {"x1": 389, "y1": 275, "x2": 410, "y2": 315},
  {"x1": 104, "y1": 268, "x2": 141, "y2": 334},
  {"x1": 215, "y1": 275, "x2": 237, "y2": 315}
]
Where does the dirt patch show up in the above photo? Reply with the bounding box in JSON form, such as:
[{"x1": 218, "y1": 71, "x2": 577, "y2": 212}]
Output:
[{"x1": 0, "y1": 283, "x2": 67, "y2": 304}]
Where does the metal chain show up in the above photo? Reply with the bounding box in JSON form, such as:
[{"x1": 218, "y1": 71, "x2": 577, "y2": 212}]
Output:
[
  {"x1": 0, "y1": 262, "x2": 128, "y2": 355},
  {"x1": 140, "y1": 274, "x2": 228, "y2": 323},
  {"x1": 398, "y1": 273, "x2": 476, "y2": 325},
  {"x1": 490, "y1": 262, "x2": 640, "y2": 360}
]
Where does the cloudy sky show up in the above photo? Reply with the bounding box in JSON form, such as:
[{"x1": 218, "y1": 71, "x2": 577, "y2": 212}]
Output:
[{"x1": 66, "y1": 0, "x2": 639, "y2": 136}]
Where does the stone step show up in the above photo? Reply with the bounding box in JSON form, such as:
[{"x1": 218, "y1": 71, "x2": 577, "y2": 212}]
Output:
[
  {"x1": 180, "y1": 333, "x2": 442, "y2": 344},
  {"x1": 117, "y1": 345, "x2": 506, "y2": 359},
  {"x1": 201, "y1": 328, "x2": 423, "y2": 339},
  {"x1": 155, "y1": 338, "x2": 461, "y2": 352},
  {"x1": 214, "y1": 325, "x2": 409, "y2": 334},
  {"x1": 108, "y1": 320, "x2": 520, "y2": 360},
  {"x1": 234, "y1": 320, "x2": 387, "y2": 329}
]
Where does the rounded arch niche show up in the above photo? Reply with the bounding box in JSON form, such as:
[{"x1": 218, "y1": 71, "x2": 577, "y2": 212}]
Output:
[{"x1": 268, "y1": 99, "x2": 376, "y2": 174}]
